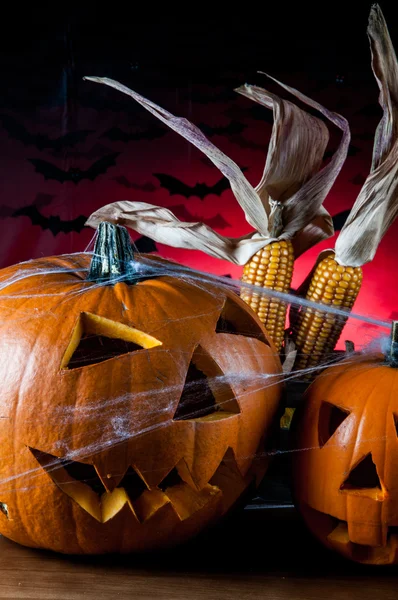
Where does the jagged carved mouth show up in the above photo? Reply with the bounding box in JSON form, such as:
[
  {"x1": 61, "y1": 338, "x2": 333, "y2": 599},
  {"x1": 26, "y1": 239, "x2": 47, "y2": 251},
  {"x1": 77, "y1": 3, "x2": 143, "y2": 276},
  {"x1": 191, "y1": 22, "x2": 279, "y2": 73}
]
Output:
[
  {"x1": 302, "y1": 503, "x2": 398, "y2": 563},
  {"x1": 29, "y1": 447, "x2": 242, "y2": 524}
]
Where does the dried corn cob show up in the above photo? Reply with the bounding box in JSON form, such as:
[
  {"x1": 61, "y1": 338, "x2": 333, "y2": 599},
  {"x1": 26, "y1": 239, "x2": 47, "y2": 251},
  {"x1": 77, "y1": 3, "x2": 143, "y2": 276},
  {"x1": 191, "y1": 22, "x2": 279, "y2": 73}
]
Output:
[
  {"x1": 293, "y1": 254, "x2": 362, "y2": 374},
  {"x1": 240, "y1": 239, "x2": 294, "y2": 351},
  {"x1": 84, "y1": 78, "x2": 342, "y2": 361}
]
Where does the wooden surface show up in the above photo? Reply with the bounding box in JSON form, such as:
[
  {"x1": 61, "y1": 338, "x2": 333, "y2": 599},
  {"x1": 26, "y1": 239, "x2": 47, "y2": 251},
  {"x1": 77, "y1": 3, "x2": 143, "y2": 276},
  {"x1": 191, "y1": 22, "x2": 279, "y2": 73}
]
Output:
[{"x1": 0, "y1": 507, "x2": 397, "y2": 599}]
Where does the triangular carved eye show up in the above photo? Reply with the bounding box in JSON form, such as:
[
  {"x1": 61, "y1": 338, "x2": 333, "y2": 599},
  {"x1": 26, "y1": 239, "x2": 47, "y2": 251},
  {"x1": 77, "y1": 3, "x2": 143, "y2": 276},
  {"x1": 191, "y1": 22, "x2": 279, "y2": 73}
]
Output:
[
  {"x1": 340, "y1": 453, "x2": 386, "y2": 500},
  {"x1": 215, "y1": 297, "x2": 268, "y2": 343},
  {"x1": 61, "y1": 312, "x2": 162, "y2": 369},
  {"x1": 318, "y1": 402, "x2": 350, "y2": 447},
  {"x1": 173, "y1": 346, "x2": 240, "y2": 421}
]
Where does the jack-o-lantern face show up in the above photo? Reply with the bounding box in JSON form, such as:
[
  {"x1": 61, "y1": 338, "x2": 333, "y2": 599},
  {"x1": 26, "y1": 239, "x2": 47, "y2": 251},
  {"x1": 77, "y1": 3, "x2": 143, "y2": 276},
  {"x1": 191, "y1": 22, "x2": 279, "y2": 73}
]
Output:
[
  {"x1": 292, "y1": 354, "x2": 398, "y2": 565},
  {"x1": 0, "y1": 224, "x2": 282, "y2": 554}
]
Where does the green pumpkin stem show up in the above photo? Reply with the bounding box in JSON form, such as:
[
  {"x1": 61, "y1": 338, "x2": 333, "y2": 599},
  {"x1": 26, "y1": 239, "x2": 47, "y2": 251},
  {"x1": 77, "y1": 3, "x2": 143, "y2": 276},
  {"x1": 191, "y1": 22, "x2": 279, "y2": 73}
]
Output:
[
  {"x1": 88, "y1": 221, "x2": 142, "y2": 285},
  {"x1": 389, "y1": 321, "x2": 398, "y2": 368}
]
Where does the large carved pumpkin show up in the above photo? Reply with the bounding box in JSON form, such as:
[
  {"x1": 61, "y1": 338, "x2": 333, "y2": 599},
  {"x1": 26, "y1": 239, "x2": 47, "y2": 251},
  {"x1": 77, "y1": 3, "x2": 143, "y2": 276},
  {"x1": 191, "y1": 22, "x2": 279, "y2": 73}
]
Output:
[
  {"x1": 0, "y1": 222, "x2": 282, "y2": 554},
  {"x1": 291, "y1": 346, "x2": 398, "y2": 565}
]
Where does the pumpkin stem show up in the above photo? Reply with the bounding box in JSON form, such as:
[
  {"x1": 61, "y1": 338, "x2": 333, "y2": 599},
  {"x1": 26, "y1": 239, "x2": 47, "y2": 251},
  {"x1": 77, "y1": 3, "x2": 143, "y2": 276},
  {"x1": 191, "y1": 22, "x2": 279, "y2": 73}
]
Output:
[
  {"x1": 88, "y1": 221, "x2": 144, "y2": 285},
  {"x1": 389, "y1": 321, "x2": 398, "y2": 368}
]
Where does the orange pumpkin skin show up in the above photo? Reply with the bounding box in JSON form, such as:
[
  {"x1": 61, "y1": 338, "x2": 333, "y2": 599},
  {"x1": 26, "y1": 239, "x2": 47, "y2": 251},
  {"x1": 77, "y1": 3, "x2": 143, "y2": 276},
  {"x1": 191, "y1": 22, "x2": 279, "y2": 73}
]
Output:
[
  {"x1": 292, "y1": 354, "x2": 398, "y2": 565},
  {"x1": 0, "y1": 246, "x2": 282, "y2": 554}
]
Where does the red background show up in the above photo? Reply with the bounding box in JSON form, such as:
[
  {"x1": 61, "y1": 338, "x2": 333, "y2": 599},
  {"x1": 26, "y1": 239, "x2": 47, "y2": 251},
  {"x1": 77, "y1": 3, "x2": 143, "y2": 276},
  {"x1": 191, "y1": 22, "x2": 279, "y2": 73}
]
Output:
[{"x1": 0, "y1": 5, "x2": 397, "y2": 348}]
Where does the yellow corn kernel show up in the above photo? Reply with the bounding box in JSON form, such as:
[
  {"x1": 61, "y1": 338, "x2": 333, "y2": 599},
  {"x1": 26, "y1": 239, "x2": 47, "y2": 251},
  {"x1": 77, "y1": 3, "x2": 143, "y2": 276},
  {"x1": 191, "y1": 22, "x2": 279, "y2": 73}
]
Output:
[
  {"x1": 240, "y1": 240, "x2": 294, "y2": 351},
  {"x1": 293, "y1": 255, "x2": 363, "y2": 376},
  {"x1": 280, "y1": 407, "x2": 296, "y2": 430}
]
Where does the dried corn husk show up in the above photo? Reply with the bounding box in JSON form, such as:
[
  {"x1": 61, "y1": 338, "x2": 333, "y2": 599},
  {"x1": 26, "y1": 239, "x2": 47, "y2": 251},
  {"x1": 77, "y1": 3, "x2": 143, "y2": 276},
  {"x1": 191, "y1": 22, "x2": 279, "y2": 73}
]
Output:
[
  {"x1": 335, "y1": 4, "x2": 398, "y2": 267},
  {"x1": 289, "y1": 4, "x2": 398, "y2": 370},
  {"x1": 85, "y1": 75, "x2": 350, "y2": 262}
]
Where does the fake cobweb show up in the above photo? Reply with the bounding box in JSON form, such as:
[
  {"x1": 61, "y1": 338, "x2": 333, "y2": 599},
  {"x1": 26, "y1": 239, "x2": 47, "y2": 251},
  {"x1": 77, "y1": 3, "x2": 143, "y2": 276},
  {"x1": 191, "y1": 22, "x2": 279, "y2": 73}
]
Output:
[{"x1": 0, "y1": 231, "x2": 391, "y2": 503}]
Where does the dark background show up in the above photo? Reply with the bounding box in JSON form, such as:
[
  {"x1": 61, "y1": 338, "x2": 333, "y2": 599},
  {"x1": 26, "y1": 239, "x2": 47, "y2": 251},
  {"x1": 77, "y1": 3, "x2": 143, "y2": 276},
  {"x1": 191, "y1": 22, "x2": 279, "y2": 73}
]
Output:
[{"x1": 1, "y1": 3, "x2": 397, "y2": 346}]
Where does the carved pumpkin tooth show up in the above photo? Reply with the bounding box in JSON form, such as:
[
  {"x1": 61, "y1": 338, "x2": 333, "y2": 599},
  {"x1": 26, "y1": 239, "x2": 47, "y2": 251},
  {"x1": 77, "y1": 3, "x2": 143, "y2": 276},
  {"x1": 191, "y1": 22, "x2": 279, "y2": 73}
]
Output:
[
  {"x1": 174, "y1": 458, "x2": 197, "y2": 490},
  {"x1": 132, "y1": 489, "x2": 170, "y2": 523},
  {"x1": 165, "y1": 483, "x2": 222, "y2": 522},
  {"x1": 29, "y1": 449, "x2": 103, "y2": 522},
  {"x1": 92, "y1": 445, "x2": 135, "y2": 492},
  {"x1": 101, "y1": 488, "x2": 134, "y2": 523},
  {"x1": 134, "y1": 455, "x2": 186, "y2": 490},
  {"x1": 210, "y1": 449, "x2": 252, "y2": 510},
  {"x1": 189, "y1": 444, "x2": 236, "y2": 492}
]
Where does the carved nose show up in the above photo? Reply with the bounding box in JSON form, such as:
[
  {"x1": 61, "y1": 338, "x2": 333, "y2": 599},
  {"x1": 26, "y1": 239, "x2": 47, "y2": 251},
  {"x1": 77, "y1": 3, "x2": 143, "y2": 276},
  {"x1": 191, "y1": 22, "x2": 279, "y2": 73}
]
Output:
[
  {"x1": 340, "y1": 453, "x2": 386, "y2": 501},
  {"x1": 338, "y1": 452, "x2": 388, "y2": 547}
]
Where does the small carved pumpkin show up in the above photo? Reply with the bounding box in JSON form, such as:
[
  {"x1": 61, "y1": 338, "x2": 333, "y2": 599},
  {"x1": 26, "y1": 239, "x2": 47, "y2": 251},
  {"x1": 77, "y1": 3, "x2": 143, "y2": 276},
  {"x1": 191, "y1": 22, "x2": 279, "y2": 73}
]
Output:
[
  {"x1": 291, "y1": 345, "x2": 398, "y2": 565},
  {"x1": 0, "y1": 223, "x2": 282, "y2": 554}
]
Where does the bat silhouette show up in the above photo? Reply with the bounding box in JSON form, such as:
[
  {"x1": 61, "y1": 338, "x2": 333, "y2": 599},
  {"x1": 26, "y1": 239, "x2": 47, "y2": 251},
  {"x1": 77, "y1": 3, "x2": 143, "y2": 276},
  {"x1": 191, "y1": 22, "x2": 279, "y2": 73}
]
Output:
[
  {"x1": 132, "y1": 236, "x2": 158, "y2": 253},
  {"x1": 9, "y1": 207, "x2": 160, "y2": 247},
  {"x1": 29, "y1": 153, "x2": 119, "y2": 183},
  {"x1": 0, "y1": 193, "x2": 55, "y2": 219},
  {"x1": 51, "y1": 144, "x2": 113, "y2": 160},
  {"x1": 13, "y1": 205, "x2": 87, "y2": 236},
  {"x1": 247, "y1": 105, "x2": 275, "y2": 123},
  {"x1": 153, "y1": 173, "x2": 230, "y2": 199},
  {"x1": 112, "y1": 176, "x2": 157, "y2": 192},
  {"x1": 169, "y1": 204, "x2": 231, "y2": 229},
  {"x1": 229, "y1": 134, "x2": 265, "y2": 151},
  {"x1": 0, "y1": 114, "x2": 92, "y2": 150},
  {"x1": 350, "y1": 173, "x2": 367, "y2": 186},
  {"x1": 198, "y1": 121, "x2": 247, "y2": 137},
  {"x1": 102, "y1": 125, "x2": 167, "y2": 142},
  {"x1": 332, "y1": 209, "x2": 351, "y2": 231},
  {"x1": 223, "y1": 105, "x2": 274, "y2": 124},
  {"x1": 323, "y1": 144, "x2": 360, "y2": 160},
  {"x1": 2, "y1": 192, "x2": 159, "y2": 247}
]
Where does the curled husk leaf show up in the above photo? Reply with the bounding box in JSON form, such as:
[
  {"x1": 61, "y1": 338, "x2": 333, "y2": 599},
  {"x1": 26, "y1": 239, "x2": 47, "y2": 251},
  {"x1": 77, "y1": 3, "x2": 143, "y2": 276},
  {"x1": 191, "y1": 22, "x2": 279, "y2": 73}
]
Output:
[
  {"x1": 335, "y1": 4, "x2": 398, "y2": 267},
  {"x1": 85, "y1": 75, "x2": 350, "y2": 263}
]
